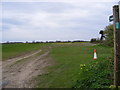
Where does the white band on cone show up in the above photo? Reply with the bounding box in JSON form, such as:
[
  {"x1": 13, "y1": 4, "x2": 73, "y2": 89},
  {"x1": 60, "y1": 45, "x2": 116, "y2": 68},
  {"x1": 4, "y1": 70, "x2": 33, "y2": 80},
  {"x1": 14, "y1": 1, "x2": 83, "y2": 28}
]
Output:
[{"x1": 94, "y1": 52, "x2": 97, "y2": 60}]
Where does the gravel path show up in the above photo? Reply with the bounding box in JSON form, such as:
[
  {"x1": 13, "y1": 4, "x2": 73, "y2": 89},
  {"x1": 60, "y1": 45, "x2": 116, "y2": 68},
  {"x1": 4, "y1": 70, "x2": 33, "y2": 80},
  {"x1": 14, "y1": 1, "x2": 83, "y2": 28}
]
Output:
[{"x1": 2, "y1": 49, "x2": 52, "y2": 88}]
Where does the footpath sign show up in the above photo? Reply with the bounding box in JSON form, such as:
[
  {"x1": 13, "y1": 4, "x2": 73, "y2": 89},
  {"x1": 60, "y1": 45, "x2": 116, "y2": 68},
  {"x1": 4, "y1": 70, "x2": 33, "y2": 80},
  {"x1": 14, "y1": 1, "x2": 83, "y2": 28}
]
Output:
[
  {"x1": 118, "y1": 1, "x2": 120, "y2": 29},
  {"x1": 109, "y1": 15, "x2": 113, "y2": 22},
  {"x1": 115, "y1": 22, "x2": 120, "y2": 29}
]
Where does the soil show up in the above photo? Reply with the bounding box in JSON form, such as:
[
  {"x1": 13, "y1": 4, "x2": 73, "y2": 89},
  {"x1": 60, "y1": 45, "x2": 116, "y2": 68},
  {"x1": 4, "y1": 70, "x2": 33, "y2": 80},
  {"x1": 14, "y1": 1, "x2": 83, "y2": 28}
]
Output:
[{"x1": 2, "y1": 49, "x2": 52, "y2": 88}]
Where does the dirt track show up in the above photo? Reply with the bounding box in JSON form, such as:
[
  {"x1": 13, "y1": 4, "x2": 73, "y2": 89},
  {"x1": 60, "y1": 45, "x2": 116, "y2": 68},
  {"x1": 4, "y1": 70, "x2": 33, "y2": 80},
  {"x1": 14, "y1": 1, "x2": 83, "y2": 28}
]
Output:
[
  {"x1": 2, "y1": 49, "x2": 52, "y2": 88},
  {"x1": 2, "y1": 43, "x2": 96, "y2": 88}
]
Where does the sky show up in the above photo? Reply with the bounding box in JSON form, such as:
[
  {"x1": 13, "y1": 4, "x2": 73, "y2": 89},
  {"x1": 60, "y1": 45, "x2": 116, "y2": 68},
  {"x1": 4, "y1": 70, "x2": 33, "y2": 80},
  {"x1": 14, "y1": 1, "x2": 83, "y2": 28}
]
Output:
[{"x1": 1, "y1": 0, "x2": 119, "y2": 42}]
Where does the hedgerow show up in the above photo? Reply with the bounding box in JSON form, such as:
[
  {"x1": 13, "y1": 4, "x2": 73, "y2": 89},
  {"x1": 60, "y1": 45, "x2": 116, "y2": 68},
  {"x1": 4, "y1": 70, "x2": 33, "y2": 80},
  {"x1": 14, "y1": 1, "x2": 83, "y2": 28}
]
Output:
[{"x1": 72, "y1": 57, "x2": 113, "y2": 88}]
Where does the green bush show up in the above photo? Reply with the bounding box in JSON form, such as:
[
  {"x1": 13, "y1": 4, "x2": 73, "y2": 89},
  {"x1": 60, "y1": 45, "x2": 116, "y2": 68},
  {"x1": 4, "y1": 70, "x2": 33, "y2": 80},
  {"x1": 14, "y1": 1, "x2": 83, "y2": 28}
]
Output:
[
  {"x1": 102, "y1": 24, "x2": 114, "y2": 47},
  {"x1": 73, "y1": 58, "x2": 113, "y2": 88}
]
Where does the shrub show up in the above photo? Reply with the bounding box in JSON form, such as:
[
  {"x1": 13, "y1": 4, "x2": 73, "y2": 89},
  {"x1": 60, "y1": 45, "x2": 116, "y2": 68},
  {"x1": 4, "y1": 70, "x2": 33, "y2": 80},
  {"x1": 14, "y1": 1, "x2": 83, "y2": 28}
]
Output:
[{"x1": 73, "y1": 58, "x2": 113, "y2": 88}]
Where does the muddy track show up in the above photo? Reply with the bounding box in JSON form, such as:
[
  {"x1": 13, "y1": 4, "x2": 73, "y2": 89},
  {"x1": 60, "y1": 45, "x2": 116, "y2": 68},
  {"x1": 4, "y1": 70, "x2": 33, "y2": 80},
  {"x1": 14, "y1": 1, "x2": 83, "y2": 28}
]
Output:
[{"x1": 2, "y1": 49, "x2": 52, "y2": 88}]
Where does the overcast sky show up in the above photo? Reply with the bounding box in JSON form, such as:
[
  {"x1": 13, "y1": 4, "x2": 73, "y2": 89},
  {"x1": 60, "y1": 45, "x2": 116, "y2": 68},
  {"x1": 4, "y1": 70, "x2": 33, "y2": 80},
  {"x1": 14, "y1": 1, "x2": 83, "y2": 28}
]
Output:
[{"x1": 1, "y1": 0, "x2": 119, "y2": 42}]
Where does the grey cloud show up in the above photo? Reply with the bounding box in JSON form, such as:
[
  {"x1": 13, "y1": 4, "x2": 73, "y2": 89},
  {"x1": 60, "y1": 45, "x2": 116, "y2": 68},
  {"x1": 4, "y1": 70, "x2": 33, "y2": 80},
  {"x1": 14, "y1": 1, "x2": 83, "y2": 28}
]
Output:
[{"x1": 2, "y1": 2, "x2": 115, "y2": 42}]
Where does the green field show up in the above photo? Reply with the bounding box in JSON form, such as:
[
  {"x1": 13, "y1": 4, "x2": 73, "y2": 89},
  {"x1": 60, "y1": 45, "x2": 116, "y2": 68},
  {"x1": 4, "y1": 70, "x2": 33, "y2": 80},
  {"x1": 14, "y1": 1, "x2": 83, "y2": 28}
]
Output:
[
  {"x1": 2, "y1": 43, "x2": 49, "y2": 60},
  {"x1": 36, "y1": 44, "x2": 112, "y2": 88},
  {"x1": 2, "y1": 43, "x2": 113, "y2": 88}
]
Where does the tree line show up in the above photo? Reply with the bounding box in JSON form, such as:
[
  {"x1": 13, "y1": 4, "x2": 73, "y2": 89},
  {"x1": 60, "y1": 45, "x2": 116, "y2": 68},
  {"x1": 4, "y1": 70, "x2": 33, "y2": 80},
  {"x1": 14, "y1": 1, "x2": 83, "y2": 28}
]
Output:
[{"x1": 3, "y1": 40, "x2": 88, "y2": 44}]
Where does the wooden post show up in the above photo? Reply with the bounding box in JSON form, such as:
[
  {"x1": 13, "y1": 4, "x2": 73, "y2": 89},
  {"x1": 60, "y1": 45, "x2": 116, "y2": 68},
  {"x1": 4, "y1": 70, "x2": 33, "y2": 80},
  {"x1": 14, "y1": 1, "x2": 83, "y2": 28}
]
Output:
[{"x1": 113, "y1": 5, "x2": 120, "y2": 88}]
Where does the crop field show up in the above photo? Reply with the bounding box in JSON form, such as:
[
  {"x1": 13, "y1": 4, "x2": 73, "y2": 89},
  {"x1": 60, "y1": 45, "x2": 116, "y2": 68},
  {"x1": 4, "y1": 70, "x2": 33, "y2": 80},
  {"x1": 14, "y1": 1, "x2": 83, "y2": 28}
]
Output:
[
  {"x1": 36, "y1": 44, "x2": 112, "y2": 88},
  {"x1": 2, "y1": 43, "x2": 49, "y2": 60},
  {"x1": 2, "y1": 42, "x2": 113, "y2": 88}
]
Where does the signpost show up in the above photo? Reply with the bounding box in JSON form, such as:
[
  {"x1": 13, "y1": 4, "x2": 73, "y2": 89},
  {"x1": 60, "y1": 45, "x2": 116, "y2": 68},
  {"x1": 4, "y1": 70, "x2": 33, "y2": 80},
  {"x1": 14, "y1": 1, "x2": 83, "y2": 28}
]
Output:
[
  {"x1": 113, "y1": 5, "x2": 120, "y2": 88},
  {"x1": 109, "y1": 15, "x2": 114, "y2": 22},
  {"x1": 118, "y1": 1, "x2": 120, "y2": 19}
]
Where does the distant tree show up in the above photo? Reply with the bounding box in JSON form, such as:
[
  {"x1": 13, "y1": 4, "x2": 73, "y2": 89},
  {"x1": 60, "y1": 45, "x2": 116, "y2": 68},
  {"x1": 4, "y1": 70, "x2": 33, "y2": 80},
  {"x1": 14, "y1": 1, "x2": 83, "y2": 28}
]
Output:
[
  {"x1": 56, "y1": 41, "x2": 61, "y2": 43},
  {"x1": 91, "y1": 24, "x2": 113, "y2": 46},
  {"x1": 67, "y1": 40, "x2": 71, "y2": 42},
  {"x1": 6, "y1": 41, "x2": 9, "y2": 44},
  {"x1": 46, "y1": 41, "x2": 49, "y2": 43},
  {"x1": 90, "y1": 38, "x2": 97, "y2": 43},
  {"x1": 26, "y1": 41, "x2": 28, "y2": 43},
  {"x1": 32, "y1": 41, "x2": 36, "y2": 43}
]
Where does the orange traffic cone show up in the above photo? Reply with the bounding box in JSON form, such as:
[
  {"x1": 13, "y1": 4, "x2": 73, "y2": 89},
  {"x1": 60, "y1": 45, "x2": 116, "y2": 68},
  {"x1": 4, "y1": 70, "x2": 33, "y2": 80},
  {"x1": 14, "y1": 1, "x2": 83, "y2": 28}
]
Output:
[{"x1": 93, "y1": 49, "x2": 97, "y2": 60}]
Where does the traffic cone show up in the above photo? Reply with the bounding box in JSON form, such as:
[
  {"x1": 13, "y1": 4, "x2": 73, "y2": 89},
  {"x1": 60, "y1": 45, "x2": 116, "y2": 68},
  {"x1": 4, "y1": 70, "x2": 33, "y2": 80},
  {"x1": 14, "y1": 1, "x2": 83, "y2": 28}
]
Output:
[{"x1": 93, "y1": 49, "x2": 97, "y2": 60}]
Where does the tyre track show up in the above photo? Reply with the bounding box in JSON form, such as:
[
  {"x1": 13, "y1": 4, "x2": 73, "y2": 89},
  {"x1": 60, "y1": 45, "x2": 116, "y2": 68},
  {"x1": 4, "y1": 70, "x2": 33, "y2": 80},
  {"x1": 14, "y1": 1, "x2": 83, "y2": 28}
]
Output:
[{"x1": 2, "y1": 49, "x2": 52, "y2": 88}]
